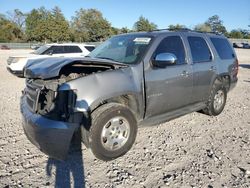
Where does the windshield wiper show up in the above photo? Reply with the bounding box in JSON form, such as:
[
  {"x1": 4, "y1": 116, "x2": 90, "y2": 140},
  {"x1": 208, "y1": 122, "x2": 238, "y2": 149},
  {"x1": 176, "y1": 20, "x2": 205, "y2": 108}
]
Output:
[
  {"x1": 96, "y1": 56, "x2": 118, "y2": 62},
  {"x1": 95, "y1": 56, "x2": 128, "y2": 67}
]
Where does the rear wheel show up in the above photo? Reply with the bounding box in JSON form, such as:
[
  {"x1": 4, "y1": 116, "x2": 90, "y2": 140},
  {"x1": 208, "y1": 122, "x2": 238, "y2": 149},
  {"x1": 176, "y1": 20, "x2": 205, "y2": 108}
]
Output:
[
  {"x1": 89, "y1": 103, "x2": 137, "y2": 161},
  {"x1": 203, "y1": 83, "x2": 227, "y2": 116}
]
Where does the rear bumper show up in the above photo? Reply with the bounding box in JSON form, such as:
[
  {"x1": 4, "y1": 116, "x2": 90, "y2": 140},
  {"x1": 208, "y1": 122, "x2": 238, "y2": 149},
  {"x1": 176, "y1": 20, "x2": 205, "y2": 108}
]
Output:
[
  {"x1": 229, "y1": 77, "x2": 238, "y2": 91},
  {"x1": 7, "y1": 67, "x2": 24, "y2": 77},
  {"x1": 20, "y1": 96, "x2": 79, "y2": 160}
]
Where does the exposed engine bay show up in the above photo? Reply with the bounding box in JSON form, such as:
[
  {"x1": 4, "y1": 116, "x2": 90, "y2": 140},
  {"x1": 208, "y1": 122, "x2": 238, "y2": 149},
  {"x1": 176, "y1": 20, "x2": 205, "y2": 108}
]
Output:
[
  {"x1": 24, "y1": 61, "x2": 119, "y2": 122},
  {"x1": 58, "y1": 62, "x2": 114, "y2": 82}
]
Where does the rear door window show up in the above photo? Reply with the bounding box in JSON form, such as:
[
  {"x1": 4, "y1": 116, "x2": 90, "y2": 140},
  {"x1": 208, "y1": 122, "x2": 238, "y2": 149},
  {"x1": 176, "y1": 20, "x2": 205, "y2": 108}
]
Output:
[
  {"x1": 188, "y1": 36, "x2": 212, "y2": 63},
  {"x1": 210, "y1": 38, "x2": 234, "y2": 60},
  {"x1": 51, "y1": 46, "x2": 65, "y2": 54},
  {"x1": 64, "y1": 46, "x2": 82, "y2": 53}
]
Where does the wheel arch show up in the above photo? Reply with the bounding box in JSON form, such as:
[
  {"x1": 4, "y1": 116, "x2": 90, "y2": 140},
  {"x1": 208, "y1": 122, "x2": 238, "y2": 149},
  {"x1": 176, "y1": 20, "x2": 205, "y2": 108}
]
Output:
[
  {"x1": 211, "y1": 73, "x2": 231, "y2": 91},
  {"x1": 90, "y1": 93, "x2": 143, "y2": 121},
  {"x1": 80, "y1": 92, "x2": 142, "y2": 148}
]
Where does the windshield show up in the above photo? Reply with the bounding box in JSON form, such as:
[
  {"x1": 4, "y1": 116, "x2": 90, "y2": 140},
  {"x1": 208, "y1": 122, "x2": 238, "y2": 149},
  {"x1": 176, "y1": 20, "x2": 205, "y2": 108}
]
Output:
[
  {"x1": 89, "y1": 35, "x2": 153, "y2": 64},
  {"x1": 33, "y1": 45, "x2": 50, "y2": 55}
]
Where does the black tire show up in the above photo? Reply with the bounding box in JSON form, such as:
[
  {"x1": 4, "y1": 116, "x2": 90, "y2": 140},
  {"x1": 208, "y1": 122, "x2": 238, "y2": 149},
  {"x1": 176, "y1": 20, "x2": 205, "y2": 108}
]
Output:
[
  {"x1": 89, "y1": 103, "x2": 137, "y2": 161},
  {"x1": 203, "y1": 83, "x2": 227, "y2": 116}
]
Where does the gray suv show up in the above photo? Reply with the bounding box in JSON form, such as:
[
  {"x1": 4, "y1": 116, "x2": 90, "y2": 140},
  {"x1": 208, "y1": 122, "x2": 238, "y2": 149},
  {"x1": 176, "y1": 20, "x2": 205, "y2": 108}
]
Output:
[{"x1": 21, "y1": 30, "x2": 238, "y2": 161}]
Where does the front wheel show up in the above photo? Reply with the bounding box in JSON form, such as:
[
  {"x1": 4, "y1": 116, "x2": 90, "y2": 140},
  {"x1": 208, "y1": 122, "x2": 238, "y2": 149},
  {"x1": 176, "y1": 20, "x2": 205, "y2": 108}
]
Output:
[
  {"x1": 203, "y1": 83, "x2": 227, "y2": 116},
  {"x1": 89, "y1": 103, "x2": 137, "y2": 161}
]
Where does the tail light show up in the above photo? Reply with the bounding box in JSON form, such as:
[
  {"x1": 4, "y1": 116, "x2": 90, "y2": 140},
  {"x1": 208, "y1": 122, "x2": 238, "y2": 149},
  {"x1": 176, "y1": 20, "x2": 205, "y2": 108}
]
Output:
[{"x1": 234, "y1": 58, "x2": 239, "y2": 77}]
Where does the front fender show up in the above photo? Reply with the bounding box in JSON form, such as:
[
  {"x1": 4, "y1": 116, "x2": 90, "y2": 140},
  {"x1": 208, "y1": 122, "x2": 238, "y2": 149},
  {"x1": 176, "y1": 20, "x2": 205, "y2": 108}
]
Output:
[{"x1": 59, "y1": 66, "x2": 143, "y2": 116}]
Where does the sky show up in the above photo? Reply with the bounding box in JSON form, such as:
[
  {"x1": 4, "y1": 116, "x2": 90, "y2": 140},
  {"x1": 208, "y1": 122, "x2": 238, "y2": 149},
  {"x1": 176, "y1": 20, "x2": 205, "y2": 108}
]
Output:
[{"x1": 0, "y1": 0, "x2": 249, "y2": 31}]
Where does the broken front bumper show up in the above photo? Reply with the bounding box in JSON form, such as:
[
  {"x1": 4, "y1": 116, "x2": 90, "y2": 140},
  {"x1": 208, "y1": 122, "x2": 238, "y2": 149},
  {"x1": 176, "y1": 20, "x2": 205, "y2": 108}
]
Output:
[{"x1": 20, "y1": 96, "x2": 79, "y2": 160}]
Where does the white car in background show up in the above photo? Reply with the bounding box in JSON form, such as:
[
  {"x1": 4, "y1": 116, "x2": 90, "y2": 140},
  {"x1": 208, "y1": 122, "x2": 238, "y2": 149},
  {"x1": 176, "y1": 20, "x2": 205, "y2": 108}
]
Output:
[{"x1": 7, "y1": 43, "x2": 95, "y2": 77}]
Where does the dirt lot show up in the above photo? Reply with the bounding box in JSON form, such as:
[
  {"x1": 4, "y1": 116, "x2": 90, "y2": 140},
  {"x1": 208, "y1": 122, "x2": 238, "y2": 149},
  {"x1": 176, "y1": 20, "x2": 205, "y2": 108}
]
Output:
[{"x1": 0, "y1": 49, "x2": 249, "y2": 188}]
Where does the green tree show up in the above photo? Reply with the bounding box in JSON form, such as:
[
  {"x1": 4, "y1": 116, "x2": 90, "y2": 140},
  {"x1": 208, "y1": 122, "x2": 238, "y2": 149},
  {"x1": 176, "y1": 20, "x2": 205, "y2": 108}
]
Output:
[
  {"x1": 194, "y1": 23, "x2": 212, "y2": 32},
  {"x1": 119, "y1": 27, "x2": 131, "y2": 34},
  {"x1": 71, "y1": 8, "x2": 112, "y2": 42},
  {"x1": 239, "y1": 29, "x2": 250, "y2": 39},
  {"x1": 133, "y1": 16, "x2": 157, "y2": 32},
  {"x1": 168, "y1": 24, "x2": 186, "y2": 31},
  {"x1": 25, "y1": 7, "x2": 70, "y2": 42},
  {"x1": 0, "y1": 14, "x2": 23, "y2": 42},
  {"x1": 205, "y1": 15, "x2": 227, "y2": 34},
  {"x1": 7, "y1": 9, "x2": 26, "y2": 30},
  {"x1": 25, "y1": 7, "x2": 49, "y2": 41},
  {"x1": 47, "y1": 6, "x2": 70, "y2": 42},
  {"x1": 110, "y1": 27, "x2": 120, "y2": 35},
  {"x1": 229, "y1": 30, "x2": 243, "y2": 39}
]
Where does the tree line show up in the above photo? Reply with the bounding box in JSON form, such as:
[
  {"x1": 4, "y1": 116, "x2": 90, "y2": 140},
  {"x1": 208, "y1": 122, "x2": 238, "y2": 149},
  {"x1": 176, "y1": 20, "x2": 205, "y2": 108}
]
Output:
[{"x1": 0, "y1": 6, "x2": 249, "y2": 43}]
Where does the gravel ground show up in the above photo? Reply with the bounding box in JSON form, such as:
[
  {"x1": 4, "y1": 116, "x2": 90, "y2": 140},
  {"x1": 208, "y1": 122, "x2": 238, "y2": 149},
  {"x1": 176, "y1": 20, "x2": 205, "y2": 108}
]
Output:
[{"x1": 0, "y1": 49, "x2": 249, "y2": 188}]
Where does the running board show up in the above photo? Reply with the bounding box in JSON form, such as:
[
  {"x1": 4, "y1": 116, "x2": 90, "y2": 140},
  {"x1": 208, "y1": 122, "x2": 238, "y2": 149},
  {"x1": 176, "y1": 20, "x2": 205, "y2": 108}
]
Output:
[{"x1": 139, "y1": 102, "x2": 206, "y2": 127}]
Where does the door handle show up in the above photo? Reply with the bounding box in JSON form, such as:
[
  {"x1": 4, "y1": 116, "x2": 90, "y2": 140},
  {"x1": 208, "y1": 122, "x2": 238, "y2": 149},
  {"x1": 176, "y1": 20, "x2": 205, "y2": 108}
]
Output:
[
  {"x1": 209, "y1": 66, "x2": 216, "y2": 71},
  {"x1": 181, "y1": 70, "x2": 189, "y2": 77}
]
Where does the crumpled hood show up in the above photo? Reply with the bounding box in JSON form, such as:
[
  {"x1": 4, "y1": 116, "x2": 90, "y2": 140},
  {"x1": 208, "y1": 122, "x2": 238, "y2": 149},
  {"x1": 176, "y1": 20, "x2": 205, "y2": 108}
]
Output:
[{"x1": 24, "y1": 57, "x2": 127, "y2": 79}]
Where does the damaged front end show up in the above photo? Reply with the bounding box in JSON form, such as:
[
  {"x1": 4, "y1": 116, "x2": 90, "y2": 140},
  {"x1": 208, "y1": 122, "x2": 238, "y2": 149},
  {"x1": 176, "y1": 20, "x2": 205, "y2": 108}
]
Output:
[
  {"x1": 21, "y1": 58, "x2": 120, "y2": 160},
  {"x1": 25, "y1": 79, "x2": 78, "y2": 122},
  {"x1": 21, "y1": 78, "x2": 80, "y2": 160}
]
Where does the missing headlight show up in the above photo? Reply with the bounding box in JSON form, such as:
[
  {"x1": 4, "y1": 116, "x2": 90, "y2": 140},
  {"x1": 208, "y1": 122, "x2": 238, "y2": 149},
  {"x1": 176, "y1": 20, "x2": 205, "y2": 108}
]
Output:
[{"x1": 37, "y1": 89, "x2": 76, "y2": 121}]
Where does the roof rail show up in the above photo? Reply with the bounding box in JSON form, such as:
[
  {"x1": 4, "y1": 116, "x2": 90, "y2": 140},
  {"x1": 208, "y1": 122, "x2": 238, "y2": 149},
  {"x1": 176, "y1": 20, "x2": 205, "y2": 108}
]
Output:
[
  {"x1": 195, "y1": 30, "x2": 223, "y2": 36},
  {"x1": 149, "y1": 28, "x2": 191, "y2": 32},
  {"x1": 168, "y1": 28, "x2": 191, "y2": 32},
  {"x1": 149, "y1": 28, "x2": 169, "y2": 32},
  {"x1": 149, "y1": 28, "x2": 222, "y2": 35}
]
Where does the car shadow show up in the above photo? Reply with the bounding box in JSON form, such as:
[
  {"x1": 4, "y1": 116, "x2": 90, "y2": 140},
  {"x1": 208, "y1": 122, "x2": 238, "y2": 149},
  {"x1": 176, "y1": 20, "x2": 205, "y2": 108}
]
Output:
[
  {"x1": 239, "y1": 64, "x2": 250, "y2": 69},
  {"x1": 46, "y1": 131, "x2": 85, "y2": 188}
]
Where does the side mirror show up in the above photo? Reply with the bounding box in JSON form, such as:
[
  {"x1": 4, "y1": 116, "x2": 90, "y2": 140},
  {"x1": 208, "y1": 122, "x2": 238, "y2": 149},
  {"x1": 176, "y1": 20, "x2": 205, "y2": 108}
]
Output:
[
  {"x1": 47, "y1": 50, "x2": 53, "y2": 55},
  {"x1": 152, "y1": 53, "x2": 177, "y2": 68}
]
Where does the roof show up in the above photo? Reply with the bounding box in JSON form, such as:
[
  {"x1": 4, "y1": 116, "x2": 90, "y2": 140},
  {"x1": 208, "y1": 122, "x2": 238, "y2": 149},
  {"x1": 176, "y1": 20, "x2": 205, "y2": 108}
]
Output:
[{"x1": 44, "y1": 43, "x2": 95, "y2": 47}]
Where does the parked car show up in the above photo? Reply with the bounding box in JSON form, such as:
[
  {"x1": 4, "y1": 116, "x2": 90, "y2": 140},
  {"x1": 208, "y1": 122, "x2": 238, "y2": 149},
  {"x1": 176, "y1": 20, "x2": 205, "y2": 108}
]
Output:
[
  {"x1": 1, "y1": 45, "x2": 10, "y2": 50},
  {"x1": 233, "y1": 42, "x2": 243, "y2": 48},
  {"x1": 21, "y1": 30, "x2": 238, "y2": 161},
  {"x1": 242, "y1": 43, "x2": 250, "y2": 49},
  {"x1": 7, "y1": 43, "x2": 95, "y2": 77}
]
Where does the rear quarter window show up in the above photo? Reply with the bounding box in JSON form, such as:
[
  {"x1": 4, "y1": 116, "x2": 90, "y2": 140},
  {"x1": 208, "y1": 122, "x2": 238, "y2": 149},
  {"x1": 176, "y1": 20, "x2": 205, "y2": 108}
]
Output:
[
  {"x1": 210, "y1": 38, "x2": 234, "y2": 60},
  {"x1": 85, "y1": 46, "x2": 95, "y2": 52}
]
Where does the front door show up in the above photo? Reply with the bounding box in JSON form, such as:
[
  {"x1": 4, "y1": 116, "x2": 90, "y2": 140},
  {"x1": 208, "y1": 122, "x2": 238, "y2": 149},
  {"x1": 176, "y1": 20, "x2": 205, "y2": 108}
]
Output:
[{"x1": 144, "y1": 35, "x2": 193, "y2": 118}]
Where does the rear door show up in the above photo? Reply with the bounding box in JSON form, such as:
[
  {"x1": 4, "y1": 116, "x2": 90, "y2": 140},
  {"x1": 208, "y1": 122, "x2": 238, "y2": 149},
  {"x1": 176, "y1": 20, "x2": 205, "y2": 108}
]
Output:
[
  {"x1": 186, "y1": 35, "x2": 216, "y2": 102},
  {"x1": 63, "y1": 46, "x2": 83, "y2": 57},
  {"x1": 144, "y1": 34, "x2": 193, "y2": 118}
]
